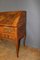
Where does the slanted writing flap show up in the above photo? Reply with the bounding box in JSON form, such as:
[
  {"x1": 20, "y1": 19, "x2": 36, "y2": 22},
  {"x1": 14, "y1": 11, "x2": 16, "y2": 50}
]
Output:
[{"x1": 0, "y1": 11, "x2": 21, "y2": 27}]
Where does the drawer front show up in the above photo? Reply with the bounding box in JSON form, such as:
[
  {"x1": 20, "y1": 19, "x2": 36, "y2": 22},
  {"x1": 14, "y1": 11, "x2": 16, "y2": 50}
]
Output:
[
  {"x1": 0, "y1": 32, "x2": 17, "y2": 40},
  {"x1": 0, "y1": 26, "x2": 17, "y2": 33},
  {"x1": 0, "y1": 27, "x2": 17, "y2": 40},
  {"x1": 3, "y1": 27, "x2": 15, "y2": 33}
]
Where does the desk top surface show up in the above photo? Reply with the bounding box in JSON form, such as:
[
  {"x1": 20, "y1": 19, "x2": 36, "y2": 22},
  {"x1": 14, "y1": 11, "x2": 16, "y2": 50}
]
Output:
[
  {"x1": 0, "y1": 11, "x2": 26, "y2": 27},
  {"x1": 0, "y1": 11, "x2": 21, "y2": 26}
]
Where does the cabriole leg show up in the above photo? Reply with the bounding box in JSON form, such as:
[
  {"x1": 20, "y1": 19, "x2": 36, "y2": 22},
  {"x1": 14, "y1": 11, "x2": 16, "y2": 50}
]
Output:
[
  {"x1": 24, "y1": 32, "x2": 26, "y2": 47},
  {"x1": 16, "y1": 39, "x2": 20, "y2": 57}
]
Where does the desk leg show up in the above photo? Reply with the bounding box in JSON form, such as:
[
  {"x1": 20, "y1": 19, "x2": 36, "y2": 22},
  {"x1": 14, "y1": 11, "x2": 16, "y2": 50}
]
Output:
[
  {"x1": 24, "y1": 32, "x2": 26, "y2": 47},
  {"x1": 16, "y1": 39, "x2": 20, "y2": 57}
]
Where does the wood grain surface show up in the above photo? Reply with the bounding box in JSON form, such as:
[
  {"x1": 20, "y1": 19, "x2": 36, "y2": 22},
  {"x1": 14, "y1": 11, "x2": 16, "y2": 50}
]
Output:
[{"x1": 0, "y1": 11, "x2": 26, "y2": 57}]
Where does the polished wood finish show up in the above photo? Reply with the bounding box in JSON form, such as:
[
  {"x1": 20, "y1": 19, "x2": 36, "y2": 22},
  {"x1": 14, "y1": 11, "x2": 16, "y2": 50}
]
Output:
[{"x1": 0, "y1": 11, "x2": 26, "y2": 57}]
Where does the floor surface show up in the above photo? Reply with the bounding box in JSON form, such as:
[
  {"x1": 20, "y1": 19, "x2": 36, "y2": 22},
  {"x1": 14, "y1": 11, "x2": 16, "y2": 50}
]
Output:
[{"x1": 0, "y1": 40, "x2": 40, "y2": 60}]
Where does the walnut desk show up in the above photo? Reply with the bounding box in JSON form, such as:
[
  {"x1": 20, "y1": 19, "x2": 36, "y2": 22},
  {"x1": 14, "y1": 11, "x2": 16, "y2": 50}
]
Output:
[{"x1": 0, "y1": 11, "x2": 26, "y2": 57}]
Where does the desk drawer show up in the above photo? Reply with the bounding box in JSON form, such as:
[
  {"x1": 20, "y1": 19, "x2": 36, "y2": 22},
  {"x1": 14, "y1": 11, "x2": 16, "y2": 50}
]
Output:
[
  {"x1": 0, "y1": 26, "x2": 17, "y2": 40},
  {"x1": 3, "y1": 27, "x2": 16, "y2": 33},
  {"x1": 0, "y1": 32, "x2": 17, "y2": 40},
  {"x1": 0, "y1": 26, "x2": 17, "y2": 33}
]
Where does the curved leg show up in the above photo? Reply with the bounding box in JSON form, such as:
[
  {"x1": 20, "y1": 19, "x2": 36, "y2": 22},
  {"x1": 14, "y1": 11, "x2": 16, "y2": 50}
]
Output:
[
  {"x1": 16, "y1": 39, "x2": 20, "y2": 57},
  {"x1": 24, "y1": 32, "x2": 26, "y2": 47}
]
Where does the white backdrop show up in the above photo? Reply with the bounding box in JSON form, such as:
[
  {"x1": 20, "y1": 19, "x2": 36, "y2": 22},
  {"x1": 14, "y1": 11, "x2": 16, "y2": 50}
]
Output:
[{"x1": 0, "y1": 0, "x2": 40, "y2": 48}]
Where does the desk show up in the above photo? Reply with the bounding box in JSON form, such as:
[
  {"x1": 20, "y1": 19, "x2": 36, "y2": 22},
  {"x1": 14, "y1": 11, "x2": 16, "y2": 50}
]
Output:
[{"x1": 0, "y1": 11, "x2": 26, "y2": 57}]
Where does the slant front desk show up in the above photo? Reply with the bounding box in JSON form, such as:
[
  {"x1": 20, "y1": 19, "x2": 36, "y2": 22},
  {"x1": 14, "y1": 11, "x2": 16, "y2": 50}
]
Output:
[{"x1": 0, "y1": 11, "x2": 26, "y2": 57}]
